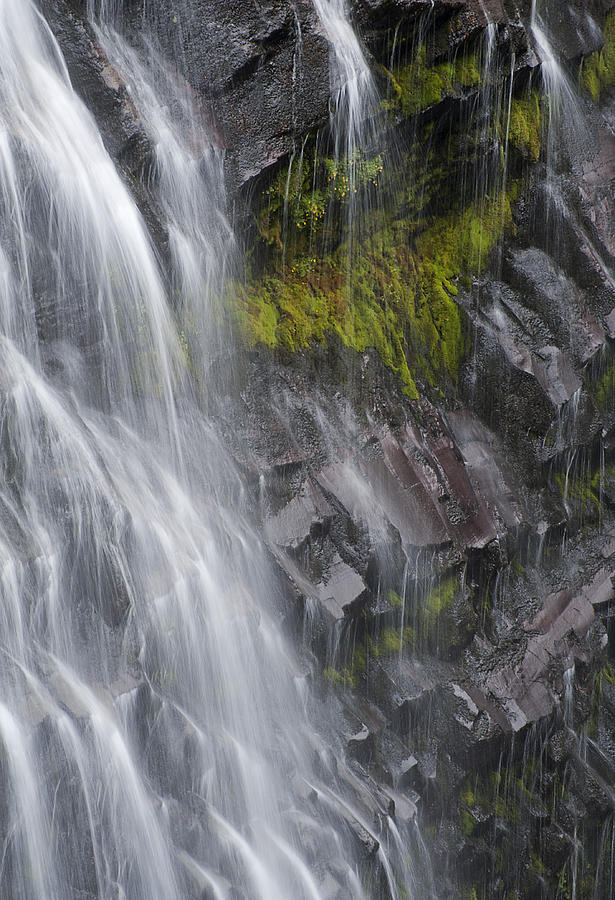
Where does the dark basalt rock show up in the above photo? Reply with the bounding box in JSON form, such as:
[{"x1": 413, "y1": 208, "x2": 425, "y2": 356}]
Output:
[
  {"x1": 221, "y1": 340, "x2": 523, "y2": 631},
  {"x1": 39, "y1": 0, "x2": 145, "y2": 166},
  {"x1": 353, "y1": 0, "x2": 515, "y2": 31},
  {"x1": 41, "y1": 0, "x2": 611, "y2": 200},
  {"x1": 117, "y1": 0, "x2": 331, "y2": 190},
  {"x1": 535, "y1": 0, "x2": 608, "y2": 61},
  {"x1": 217, "y1": 318, "x2": 615, "y2": 893}
]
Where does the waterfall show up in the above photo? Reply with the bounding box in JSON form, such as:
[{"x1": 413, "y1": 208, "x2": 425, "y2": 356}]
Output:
[
  {"x1": 5, "y1": 0, "x2": 613, "y2": 895},
  {"x1": 529, "y1": 0, "x2": 591, "y2": 261},
  {"x1": 311, "y1": 0, "x2": 381, "y2": 277},
  {"x1": 311, "y1": 0, "x2": 378, "y2": 161},
  {"x1": 0, "y1": 0, "x2": 434, "y2": 897}
]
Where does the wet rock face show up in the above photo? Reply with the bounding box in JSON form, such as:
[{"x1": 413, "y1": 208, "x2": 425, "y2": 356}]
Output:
[
  {"x1": 208, "y1": 2, "x2": 615, "y2": 888},
  {"x1": 353, "y1": 0, "x2": 512, "y2": 28},
  {"x1": 352, "y1": 0, "x2": 604, "y2": 67},
  {"x1": 537, "y1": 0, "x2": 608, "y2": 60},
  {"x1": 41, "y1": 0, "x2": 143, "y2": 166},
  {"x1": 219, "y1": 337, "x2": 615, "y2": 897},
  {"x1": 122, "y1": 0, "x2": 331, "y2": 188},
  {"x1": 42, "y1": 0, "x2": 610, "y2": 211},
  {"x1": 41, "y1": 0, "x2": 330, "y2": 191},
  {"x1": 42, "y1": 0, "x2": 611, "y2": 198}
]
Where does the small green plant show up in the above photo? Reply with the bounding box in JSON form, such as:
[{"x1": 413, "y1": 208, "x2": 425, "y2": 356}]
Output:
[{"x1": 324, "y1": 154, "x2": 384, "y2": 199}]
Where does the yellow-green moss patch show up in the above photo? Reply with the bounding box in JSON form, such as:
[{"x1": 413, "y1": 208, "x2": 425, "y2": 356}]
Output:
[
  {"x1": 391, "y1": 44, "x2": 481, "y2": 117},
  {"x1": 420, "y1": 574, "x2": 458, "y2": 632},
  {"x1": 580, "y1": 11, "x2": 615, "y2": 103},
  {"x1": 508, "y1": 90, "x2": 542, "y2": 163},
  {"x1": 233, "y1": 189, "x2": 513, "y2": 396}
]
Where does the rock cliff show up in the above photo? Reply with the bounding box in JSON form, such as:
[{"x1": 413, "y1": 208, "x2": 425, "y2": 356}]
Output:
[{"x1": 36, "y1": 0, "x2": 615, "y2": 895}]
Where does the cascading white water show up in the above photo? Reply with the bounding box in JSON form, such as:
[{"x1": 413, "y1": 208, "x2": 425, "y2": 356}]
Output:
[
  {"x1": 529, "y1": 0, "x2": 591, "y2": 250},
  {"x1": 0, "y1": 0, "x2": 182, "y2": 428},
  {"x1": 311, "y1": 0, "x2": 378, "y2": 157},
  {"x1": 311, "y1": 0, "x2": 380, "y2": 258},
  {"x1": 87, "y1": 25, "x2": 234, "y2": 371},
  {"x1": 530, "y1": 0, "x2": 586, "y2": 156},
  {"x1": 0, "y1": 0, "x2": 434, "y2": 897}
]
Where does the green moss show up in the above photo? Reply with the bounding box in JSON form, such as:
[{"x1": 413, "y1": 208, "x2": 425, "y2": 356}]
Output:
[
  {"x1": 376, "y1": 627, "x2": 402, "y2": 655},
  {"x1": 257, "y1": 152, "x2": 326, "y2": 247},
  {"x1": 233, "y1": 188, "x2": 512, "y2": 396},
  {"x1": 510, "y1": 555, "x2": 524, "y2": 577},
  {"x1": 351, "y1": 640, "x2": 368, "y2": 677},
  {"x1": 529, "y1": 851, "x2": 547, "y2": 879},
  {"x1": 392, "y1": 44, "x2": 481, "y2": 117},
  {"x1": 601, "y1": 662, "x2": 615, "y2": 685},
  {"x1": 593, "y1": 362, "x2": 615, "y2": 411},
  {"x1": 582, "y1": 61, "x2": 601, "y2": 103},
  {"x1": 323, "y1": 666, "x2": 354, "y2": 688},
  {"x1": 377, "y1": 62, "x2": 403, "y2": 107},
  {"x1": 554, "y1": 469, "x2": 601, "y2": 518},
  {"x1": 324, "y1": 155, "x2": 384, "y2": 200},
  {"x1": 459, "y1": 807, "x2": 475, "y2": 836},
  {"x1": 412, "y1": 193, "x2": 513, "y2": 377},
  {"x1": 235, "y1": 50, "x2": 518, "y2": 397},
  {"x1": 232, "y1": 255, "x2": 419, "y2": 395},
  {"x1": 232, "y1": 278, "x2": 281, "y2": 347},
  {"x1": 455, "y1": 742, "x2": 612, "y2": 898},
  {"x1": 387, "y1": 589, "x2": 404, "y2": 609},
  {"x1": 323, "y1": 634, "x2": 371, "y2": 690},
  {"x1": 257, "y1": 150, "x2": 383, "y2": 248},
  {"x1": 459, "y1": 779, "x2": 481, "y2": 836},
  {"x1": 421, "y1": 574, "x2": 458, "y2": 631},
  {"x1": 508, "y1": 90, "x2": 542, "y2": 163},
  {"x1": 580, "y1": 12, "x2": 615, "y2": 104},
  {"x1": 323, "y1": 621, "x2": 418, "y2": 693},
  {"x1": 371, "y1": 625, "x2": 415, "y2": 657},
  {"x1": 458, "y1": 768, "x2": 530, "y2": 847},
  {"x1": 556, "y1": 865, "x2": 573, "y2": 900},
  {"x1": 461, "y1": 783, "x2": 475, "y2": 807}
]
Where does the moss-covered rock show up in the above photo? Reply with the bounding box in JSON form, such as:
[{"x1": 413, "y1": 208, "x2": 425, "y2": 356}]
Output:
[
  {"x1": 580, "y1": 11, "x2": 615, "y2": 103},
  {"x1": 386, "y1": 43, "x2": 482, "y2": 117},
  {"x1": 508, "y1": 89, "x2": 542, "y2": 163},
  {"x1": 233, "y1": 163, "x2": 514, "y2": 398},
  {"x1": 229, "y1": 24, "x2": 529, "y2": 400}
]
